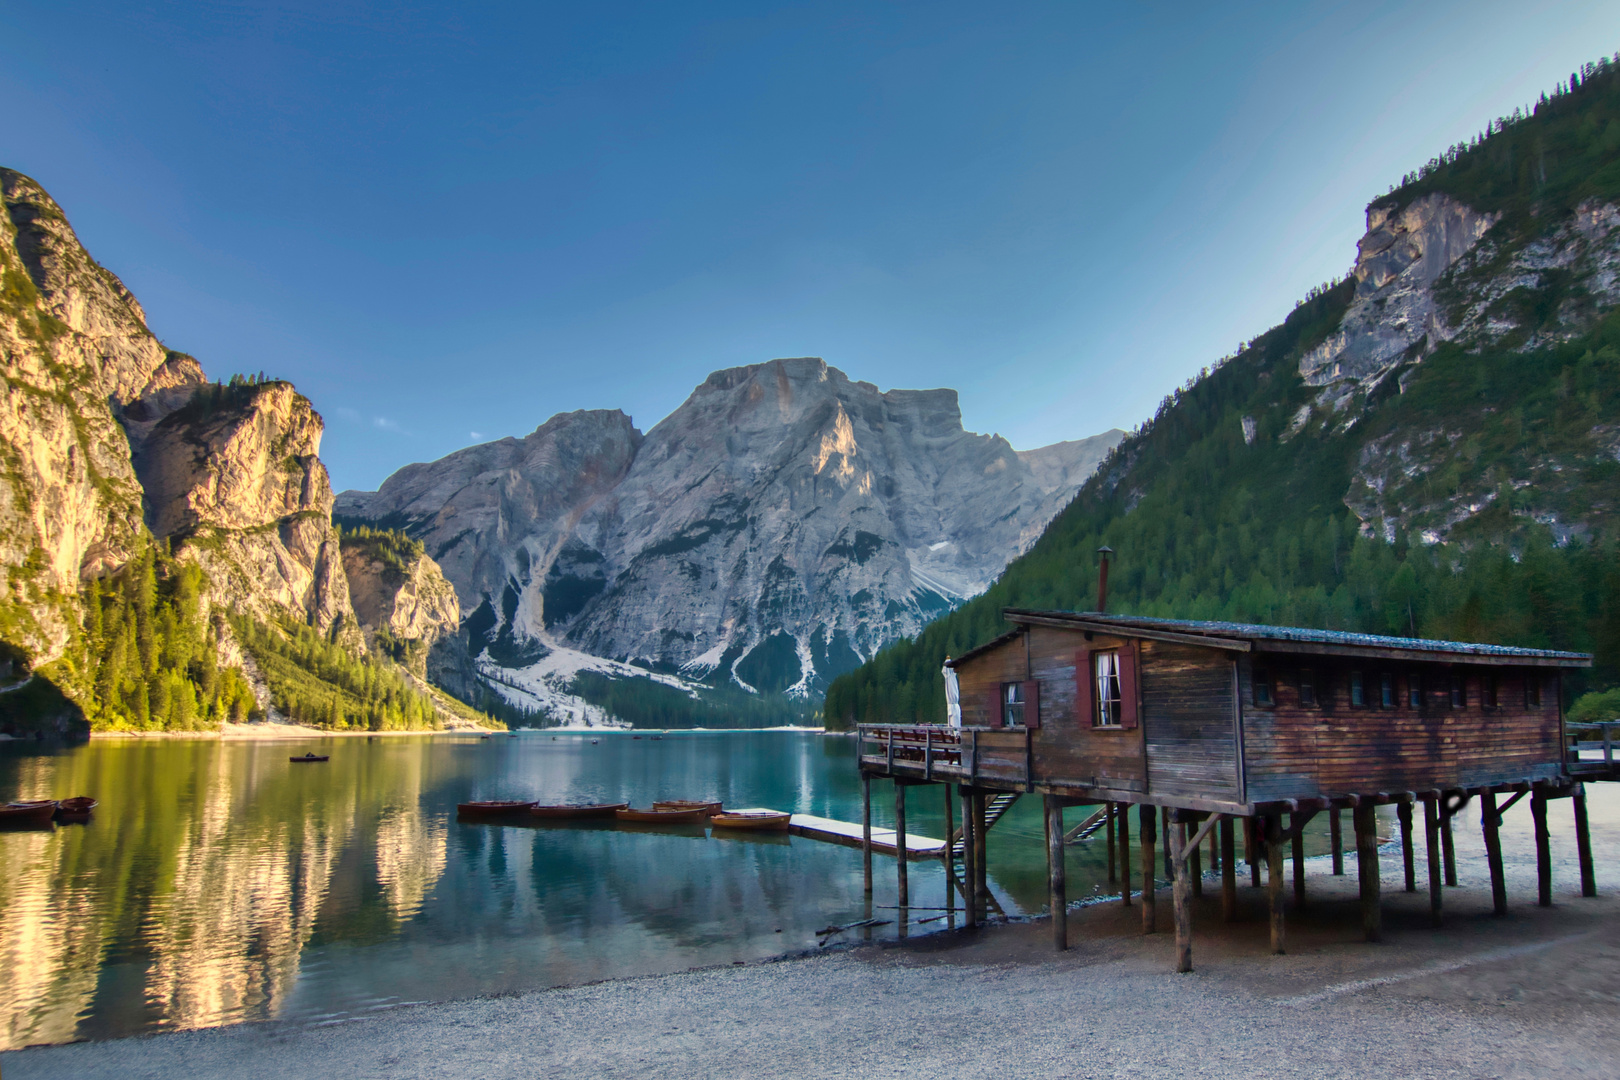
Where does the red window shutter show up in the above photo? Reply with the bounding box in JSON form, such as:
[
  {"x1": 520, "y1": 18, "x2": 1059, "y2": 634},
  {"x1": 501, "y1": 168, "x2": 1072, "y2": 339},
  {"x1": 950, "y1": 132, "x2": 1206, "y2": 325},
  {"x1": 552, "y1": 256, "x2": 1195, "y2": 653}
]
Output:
[
  {"x1": 988, "y1": 688, "x2": 1003, "y2": 728},
  {"x1": 1022, "y1": 679, "x2": 1041, "y2": 729},
  {"x1": 1074, "y1": 648, "x2": 1094, "y2": 726},
  {"x1": 1118, "y1": 642, "x2": 1140, "y2": 729}
]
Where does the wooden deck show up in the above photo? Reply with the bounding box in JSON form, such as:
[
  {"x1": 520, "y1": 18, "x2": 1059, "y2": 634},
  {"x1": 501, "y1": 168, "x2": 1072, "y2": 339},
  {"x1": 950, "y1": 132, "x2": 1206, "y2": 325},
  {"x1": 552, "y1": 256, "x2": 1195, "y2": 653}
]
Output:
[{"x1": 787, "y1": 813, "x2": 945, "y2": 858}]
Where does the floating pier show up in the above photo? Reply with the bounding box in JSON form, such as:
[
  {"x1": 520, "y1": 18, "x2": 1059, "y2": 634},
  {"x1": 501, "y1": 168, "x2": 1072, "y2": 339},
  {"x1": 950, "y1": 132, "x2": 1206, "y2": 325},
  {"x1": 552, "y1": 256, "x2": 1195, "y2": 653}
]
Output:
[{"x1": 785, "y1": 812, "x2": 945, "y2": 858}]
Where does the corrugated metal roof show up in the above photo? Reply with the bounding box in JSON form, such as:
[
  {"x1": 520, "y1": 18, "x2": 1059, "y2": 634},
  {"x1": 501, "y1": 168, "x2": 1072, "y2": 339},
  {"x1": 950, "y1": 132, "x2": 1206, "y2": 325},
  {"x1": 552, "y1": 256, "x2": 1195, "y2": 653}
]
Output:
[{"x1": 1002, "y1": 609, "x2": 1591, "y2": 662}]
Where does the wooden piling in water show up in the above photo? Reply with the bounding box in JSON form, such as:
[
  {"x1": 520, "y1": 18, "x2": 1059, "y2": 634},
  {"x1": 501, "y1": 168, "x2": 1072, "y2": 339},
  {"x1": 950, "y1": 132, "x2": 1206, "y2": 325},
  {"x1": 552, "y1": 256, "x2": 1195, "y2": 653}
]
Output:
[
  {"x1": 1398, "y1": 801, "x2": 1415, "y2": 893},
  {"x1": 1355, "y1": 802, "x2": 1381, "y2": 942},
  {"x1": 861, "y1": 773, "x2": 873, "y2": 898},
  {"x1": 1330, "y1": 808, "x2": 1344, "y2": 875},
  {"x1": 1220, "y1": 815, "x2": 1237, "y2": 923},
  {"x1": 894, "y1": 781, "x2": 909, "y2": 908},
  {"x1": 1119, "y1": 800, "x2": 1132, "y2": 908},
  {"x1": 1424, "y1": 797, "x2": 1442, "y2": 927},
  {"x1": 1532, "y1": 790, "x2": 1552, "y2": 908},
  {"x1": 1482, "y1": 791, "x2": 1507, "y2": 917},
  {"x1": 1046, "y1": 796, "x2": 1067, "y2": 951},
  {"x1": 1106, "y1": 801, "x2": 1116, "y2": 883},
  {"x1": 1170, "y1": 810, "x2": 1192, "y2": 973},
  {"x1": 1574, "y1": 783, "x2": 1597, "y2": 898},
  {"x1": 973, "y1": 792, "x2": 989, "y2": 922},
  {"x1": 1140, "y1": 803, "x2": 1157, "y2": 934},
  {"x1": 959, "y1": 785, "x2": 978, "y2": 928}
]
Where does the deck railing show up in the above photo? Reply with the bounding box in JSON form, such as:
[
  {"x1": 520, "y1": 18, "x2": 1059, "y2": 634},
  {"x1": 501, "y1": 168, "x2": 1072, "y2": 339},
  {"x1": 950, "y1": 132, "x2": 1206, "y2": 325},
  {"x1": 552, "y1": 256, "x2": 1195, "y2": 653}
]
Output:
[
  {"x1": 857, "y1": 723, "x2": 1033, "y2": 788},
  {"x1": 1568, "y1": 720, "x2": 1620, "y2": 771}
]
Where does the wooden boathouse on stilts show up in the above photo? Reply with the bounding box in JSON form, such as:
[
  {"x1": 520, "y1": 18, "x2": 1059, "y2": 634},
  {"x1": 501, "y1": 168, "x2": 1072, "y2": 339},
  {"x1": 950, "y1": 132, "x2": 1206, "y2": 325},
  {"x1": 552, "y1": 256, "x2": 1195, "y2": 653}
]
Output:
[{"x1": 857, "y1": 606, "x2": 1598, "y2": 972}]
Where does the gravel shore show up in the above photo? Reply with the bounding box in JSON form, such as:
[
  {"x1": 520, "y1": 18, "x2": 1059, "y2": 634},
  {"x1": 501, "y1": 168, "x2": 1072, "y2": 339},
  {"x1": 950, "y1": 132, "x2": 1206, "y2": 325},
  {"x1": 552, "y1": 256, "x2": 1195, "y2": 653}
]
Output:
[{"x1": 8, "y1": 791, "x2": 1620, "y2": 1079}]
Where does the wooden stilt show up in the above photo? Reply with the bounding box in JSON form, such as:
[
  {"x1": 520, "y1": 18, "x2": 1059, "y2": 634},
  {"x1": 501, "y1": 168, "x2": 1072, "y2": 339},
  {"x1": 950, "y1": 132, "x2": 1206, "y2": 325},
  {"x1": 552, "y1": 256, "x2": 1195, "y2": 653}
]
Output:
[
  {"x1": 1330, "y1": 807, "x2": 1344, "y2": 876},
  {"x1": 862, "y1": 772, "x2": 873, "y2": 897},
  {"x1": 943, "y1": 784, "x2": 955, "y2": 921},
  {"x1": 1046, "y1": 796, "x2": 1067, "y2": 951},
  {"x1": 1266, "y1": 813, "x2": 1285, "y2": 955},
  {"x1": 1140, "y1": 803, "x2": 1157, "y2": 934},
  {"x1": 895, "y1": 781, "x2": 909, "y2": 908},
  {"x1": 1574, "y1": 784, "x2": 1597, "y2": 898},
  {"x1": 1441, "y1": 803, "x2": 1458, "y2": 887},
  {"x1": 960, "y1": 785, "x2": 978, "y2": 928},
  {"x1": 1208, "y1": 820, "x2": 1219, "y2": 874},
  {"x1": 1482, "y1": 791, "x2": 1506, "y2": 917},
  {"x1": 1291, "y1": 812, "x2": 1306, "y2": 909},
  {"x1": 1220, "y1": 815, "x2": 1237, "y2": 923},
  {"x1": 1424, "y1": 798, "x2": 1442, "y2": 927},
  {"x1": 1106, "y1": 801, "x2": 1117, "y2": 883},
  {"x1": 1532, "y1": 791, "x2": 1552, "y2": 908},
  {"x1": 1355, "y1": 802, "x2": 1382, "y2": 942},
  {"x1": 1398, "y1": 801, "x2": 1415, "y2": 893},
  {"x1": 973, "y1": 792, "x2": 989, "y2": 921},
  {"x1": 1119, "y1": 800, "x2": 1132, "y2": 907},
  {"x1": 1246, "y1": 816, "x2": 1262, "y2": 887},
  {"x1": 1170, "y1": 810, "x2": 1192, "y2": 972},
  {"x1": 1162, "y1": 806, "x2": 1173, "y2": 880},
  {"x1": 1190, "y1": 821, "x2": 1204, "y2": 898}
]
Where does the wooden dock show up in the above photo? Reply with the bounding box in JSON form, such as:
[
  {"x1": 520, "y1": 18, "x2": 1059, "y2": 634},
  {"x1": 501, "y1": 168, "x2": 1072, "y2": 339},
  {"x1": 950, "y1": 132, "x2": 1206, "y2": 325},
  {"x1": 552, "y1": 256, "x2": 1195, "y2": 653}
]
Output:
[{"x1": 783, "y1": 812, "x2": 945, "y2": 859}]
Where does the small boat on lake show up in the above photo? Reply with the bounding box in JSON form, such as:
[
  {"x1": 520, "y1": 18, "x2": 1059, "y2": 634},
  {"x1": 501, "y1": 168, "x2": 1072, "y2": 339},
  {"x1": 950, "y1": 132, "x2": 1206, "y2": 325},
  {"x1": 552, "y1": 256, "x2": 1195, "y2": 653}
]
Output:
[
  {"x1": 289, "y1": 753, "x2": 329, "y2": 763},
  {"x1": 615, "y1": 806, "x2": 712, "y2": 825},
  {"x1": 457, "y1": 800, "x2": 537, "y2": 817},
  {"x1": 652, "y1": 799, "x2": 722, "y2": 815},
  {"x1": 54, "y1": 797, "x2": 97, "y2": 821},
  {"x1": 0, "y1": 800, "x2": 58, "y2": 826},
  {"x1": 709, "y1": 810, "x2": 791, "y2": 832},
  {"x1": 530, "y1": 802, "x2": 629, "y2": 819}
]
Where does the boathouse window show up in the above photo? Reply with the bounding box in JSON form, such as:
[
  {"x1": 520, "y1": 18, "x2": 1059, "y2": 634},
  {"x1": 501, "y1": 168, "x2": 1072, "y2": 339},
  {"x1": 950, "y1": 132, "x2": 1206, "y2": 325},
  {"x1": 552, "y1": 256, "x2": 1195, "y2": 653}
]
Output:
[
  {"x1": 1407, "y1": 674, "x2": 1424, "y2": 709},
  {"x1": 1526, "y1": 674, "x2": 1542, "y2": 708},
  {"x1": 1002, "y1": 682, "x2": 1026, "y2": 727},
  {"x1": 1298, "y1": 670, "x2": 1317, "y2": 707},
  {"x1": 1450, "y1": 672, "x2": 1466, "y2": 709},
  {"x1": 1482, "y1": 673, "x2": 1499, "y2": 708},
  {"x1": 1350, "y1": 670, "x2": 1366, "y2": 707},
  {"x1": 1253, "y1": 667, "x2": 1274, "y2": 707},
  {"x1": 1093, "y1": 651, "x2": 1124, "y2": 726},
  {"x1": 1380, "y1": 672, "x2": 1395, "y2": 709}
]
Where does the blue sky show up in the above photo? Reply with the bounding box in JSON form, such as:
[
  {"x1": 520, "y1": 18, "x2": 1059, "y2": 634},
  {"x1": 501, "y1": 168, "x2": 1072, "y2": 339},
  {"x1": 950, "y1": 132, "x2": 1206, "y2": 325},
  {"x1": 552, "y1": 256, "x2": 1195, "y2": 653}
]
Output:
[{"x1": 3, "y1": 2, "x2": 1617, "y2": 491}]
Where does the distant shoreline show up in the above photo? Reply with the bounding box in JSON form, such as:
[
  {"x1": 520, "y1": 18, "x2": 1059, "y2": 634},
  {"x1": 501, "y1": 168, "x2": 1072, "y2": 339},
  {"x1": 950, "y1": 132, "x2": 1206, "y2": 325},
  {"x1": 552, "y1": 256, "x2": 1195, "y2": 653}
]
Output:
[{"x1": 85, "y1": 723, "x2": 832, "y2": 740}]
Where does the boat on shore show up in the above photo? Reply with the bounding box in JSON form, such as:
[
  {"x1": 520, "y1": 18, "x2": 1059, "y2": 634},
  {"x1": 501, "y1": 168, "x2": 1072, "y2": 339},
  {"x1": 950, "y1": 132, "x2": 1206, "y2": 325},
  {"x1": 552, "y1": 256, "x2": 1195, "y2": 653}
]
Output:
[
  {"x1": 457, "y1": 800, "x2": 537, "y2": 817},
  {"x1": 530, "y1": 802, "x2": 629, "y2": 819},
  {"x1": 652, "y1": 799, "x2": 722, "y2": 815},
  {"x1": 709, "y1": 810, "x2": 791, "y2": 832},
  {"x1": 290, "y1": 753, "x2": 329, "y2": 763},
  {"x1": 55, "y1": 797, "x2": 97, "y2": 821},
  {"x1": 615, "y1": 806, "x2": 712, "y2": 824},
  {"x1": 0, "y1": 800, "x2": 58, "y2": 826}
]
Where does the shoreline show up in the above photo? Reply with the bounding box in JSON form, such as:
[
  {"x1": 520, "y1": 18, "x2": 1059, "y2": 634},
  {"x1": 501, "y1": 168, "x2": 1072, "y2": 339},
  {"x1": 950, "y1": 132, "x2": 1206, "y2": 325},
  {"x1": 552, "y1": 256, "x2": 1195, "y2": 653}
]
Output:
[{"x1": 83, "y1": 723, "x2": 834, "y2": 740}]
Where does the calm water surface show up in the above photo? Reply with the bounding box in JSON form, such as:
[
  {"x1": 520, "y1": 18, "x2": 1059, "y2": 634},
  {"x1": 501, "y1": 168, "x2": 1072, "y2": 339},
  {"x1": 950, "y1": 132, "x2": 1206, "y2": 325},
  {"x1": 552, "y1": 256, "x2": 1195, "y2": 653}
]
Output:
[{"x1": 2, "y1": 730, "x2": 1375, "y2": 1047}]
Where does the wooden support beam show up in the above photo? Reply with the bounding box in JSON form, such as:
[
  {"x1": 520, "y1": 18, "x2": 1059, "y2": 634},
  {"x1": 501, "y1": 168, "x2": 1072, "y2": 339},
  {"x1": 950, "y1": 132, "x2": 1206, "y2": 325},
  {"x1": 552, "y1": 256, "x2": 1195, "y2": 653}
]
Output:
[
  {"x1": 1482, "y1": 791, "x2": 1507, "y2": 917},
  {"x1": 973, "y1": 791, "x2": 989, "y2": 922},
  {"x1": 1291, "y1": 811, "x2": 1306, "y2": 909},
  {"x1": 1574, "y1": 784, "x2": 1597, "y2": 899},
  {"x1": 1190, "y1": 825, "x2": 1204, "y2": 898},
  {"x1": 1140, "y1": 803, "x2": 1157, "y2": 934},
  {"x1": 1398, "y1": 802, "x2": 1416, "y2": 893},
  {"x1": 960, "y1": 785, "x2": 978, "y2": 929},
  {"x1": 1208, "y1": 818, "x2": 1219, "y2": 874},
  {"x1": 1119, "y1": 800, "x2": 1132, "y2": 908},
  {"x1": 1162, "y1": 807, "x2": 1173, "y2": 881},
  {"x1": 1246, "y1": 816, "x2": 1261, "y2": 888},
  {"x1": 1532, "y1": 791, "x2": 1552, "y2": 908},
  {"x1": 1329, "y1": 807, "x2": 1344, "y2": 875},
  {"x1": 1441, "y1": 802, "x2": 1458, "y2": 887},
  {"x1": 1424, "y1": 798, "x2": 1442, "y2": 927},
  {"x1": 1355, "y1": 802, "x2": 1381, "y2": 942},
  {"x1": 1220, "y1": 816, "x2": 1237, "y2": 923},
  {"x1": 1266, "y1": 813, "x2": 1285, "y2": 955},
  {"x1": 895, "y1": 781, "x2": 909, "y2": 908},
  {"x1": 862, "y1": 773, "x2": 873, "y2": 898},
  {"x1": 1106, "y1": 802, "x2": 1117, "y2": 883},
  {"x1": 1169, "y1": 810, "x2": 1192, "y2": 973},
  {"x1": 1046, "y1": 796, "x2": 1067, "y2": 951}
]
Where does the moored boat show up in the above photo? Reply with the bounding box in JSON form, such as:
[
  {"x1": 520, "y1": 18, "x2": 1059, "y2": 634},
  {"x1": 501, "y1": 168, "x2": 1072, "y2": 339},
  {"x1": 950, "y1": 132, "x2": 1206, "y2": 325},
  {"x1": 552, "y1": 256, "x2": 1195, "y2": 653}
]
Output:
[
  {"x1": 709, "y1": 810, "x2": 791, "y2": 832},
  {"x1": 652, "y1": 799, "x2": 722, "y2": 815},
  {"x1": 289, "y1": 753, "x2": 329, "y2": 763},
  {"x1": 0, "y1": 800, "x2": 58, "y2": 826},
  {"x1": 457, "y1": 800, "x2": 537, "y2": 816},
  {"x1": 54, "y1": 797, "x2": 97, "y2": 820},
  {"x1": 615, "y1": 806, "x2": 712, "y2": 824},
  {"x1": 530, "y1": 802, "x2": 629, "y2": 819}
]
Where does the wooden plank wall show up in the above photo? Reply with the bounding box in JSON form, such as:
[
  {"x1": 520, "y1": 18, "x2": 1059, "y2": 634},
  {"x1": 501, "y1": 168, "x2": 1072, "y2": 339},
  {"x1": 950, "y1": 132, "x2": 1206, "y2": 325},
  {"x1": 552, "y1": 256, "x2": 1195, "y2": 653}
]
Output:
[
  {"x1": 955, "y1": 634, "x2": 1029, "y2": 728},
  {"x1": 1139, "y1": 641, "x2": 1240, "y2": 801},
  {"x1": 1029, "y1": 626, "x2": 1147, "y2": 792},
  {"x1": 1242, "y1": 658, "x2": 1563, "y2": 800}
]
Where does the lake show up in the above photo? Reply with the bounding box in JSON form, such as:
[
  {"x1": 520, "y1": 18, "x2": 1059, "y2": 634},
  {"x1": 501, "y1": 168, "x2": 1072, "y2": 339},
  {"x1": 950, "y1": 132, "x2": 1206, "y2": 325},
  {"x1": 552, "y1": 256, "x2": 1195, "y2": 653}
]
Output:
[{"x1": 1, "y1": 729, "x2": 1363, "y2": 1049}]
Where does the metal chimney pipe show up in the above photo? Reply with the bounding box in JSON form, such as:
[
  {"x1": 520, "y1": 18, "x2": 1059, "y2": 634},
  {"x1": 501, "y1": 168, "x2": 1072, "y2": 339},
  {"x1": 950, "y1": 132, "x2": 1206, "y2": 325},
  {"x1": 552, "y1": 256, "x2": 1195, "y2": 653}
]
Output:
[{"x1": 1096, "y1": 546, "x2": 1113, "y2": 613}]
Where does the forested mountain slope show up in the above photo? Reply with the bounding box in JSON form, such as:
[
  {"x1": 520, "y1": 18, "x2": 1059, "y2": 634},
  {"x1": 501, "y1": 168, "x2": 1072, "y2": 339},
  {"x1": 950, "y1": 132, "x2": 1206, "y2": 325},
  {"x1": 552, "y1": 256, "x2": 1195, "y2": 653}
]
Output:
[{"x1": 826, "y1": 55, "x2": 1620, "y2": 728}]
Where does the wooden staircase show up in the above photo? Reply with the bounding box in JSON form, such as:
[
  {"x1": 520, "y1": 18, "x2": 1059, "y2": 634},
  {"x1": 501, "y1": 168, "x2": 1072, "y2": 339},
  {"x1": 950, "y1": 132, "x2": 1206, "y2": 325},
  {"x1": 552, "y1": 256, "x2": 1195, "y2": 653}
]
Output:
[{"x1": 946, "y1": 792, "x2": 1020, "y2": 917}]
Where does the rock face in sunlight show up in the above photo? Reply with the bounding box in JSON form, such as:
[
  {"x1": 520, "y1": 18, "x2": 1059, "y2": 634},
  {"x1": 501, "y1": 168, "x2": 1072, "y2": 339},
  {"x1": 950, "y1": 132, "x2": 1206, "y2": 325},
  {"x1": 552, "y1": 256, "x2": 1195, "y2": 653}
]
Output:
[{"x1": 338, "y1": 358, "x2": 1123, "y2": 699}]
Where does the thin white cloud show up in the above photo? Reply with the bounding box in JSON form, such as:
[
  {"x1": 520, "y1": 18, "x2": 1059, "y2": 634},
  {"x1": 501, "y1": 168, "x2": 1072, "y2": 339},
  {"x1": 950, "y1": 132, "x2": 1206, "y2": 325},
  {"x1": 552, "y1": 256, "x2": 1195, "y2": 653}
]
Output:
[
  {"x1": 372, "y1": 416, "x2": 405, "y2": 432},
  {"x1": 469, "y1": 431, "x2": 484, "y2": 440}
]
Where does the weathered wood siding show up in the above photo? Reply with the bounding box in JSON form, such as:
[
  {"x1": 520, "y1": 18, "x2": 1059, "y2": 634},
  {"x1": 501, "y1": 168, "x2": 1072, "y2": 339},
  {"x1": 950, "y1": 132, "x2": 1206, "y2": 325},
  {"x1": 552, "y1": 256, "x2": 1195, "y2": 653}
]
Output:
[
  {"x1": 1139, "y1": 640, "x2": 1240, "y2": 801},
  {"x1": 1028, "y1": 626, "x2": 1147, "y2": 792},
  {"x1": 1241, "y1": 657, "x2": 1564, "y2": 800},
  {"x1": 955, "y1": 633, "x2": 1028, "y2": 728}
]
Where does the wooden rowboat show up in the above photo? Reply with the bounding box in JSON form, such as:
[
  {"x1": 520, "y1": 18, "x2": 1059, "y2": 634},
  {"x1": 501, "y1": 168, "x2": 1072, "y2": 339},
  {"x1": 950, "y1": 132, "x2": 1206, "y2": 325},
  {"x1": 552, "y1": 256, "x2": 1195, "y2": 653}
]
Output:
[
  {"x1": 530, "y1": 802, "x2": 629, "y2": 819},
  {"x1": 615, "y1": 806, "x2": 712, "y2": 824},
  {"x1": 55, "y1": 797, "x2": 97, "y2": 820},
  {"x1": 652, "y1": 799, "x2": 722, "y2": 815},
  {"x1": 709, "y1": 811, "x2": 791, "y2": 832},
  {"x1": 290, "y1": 753, "x2": 329, "y2": 763},
  {"x1": 457, "y1": 800, "x2": 537, "y2": 816},
  {"x1": 0, "y1": 801, "x2": 58, "y2": 826}
]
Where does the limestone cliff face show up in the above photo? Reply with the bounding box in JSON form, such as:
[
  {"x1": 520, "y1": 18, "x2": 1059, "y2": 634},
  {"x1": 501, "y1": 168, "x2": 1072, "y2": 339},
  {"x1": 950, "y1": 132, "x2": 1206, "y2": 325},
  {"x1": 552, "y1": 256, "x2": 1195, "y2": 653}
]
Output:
[
  {"x1": 341, "y1": 359, "x2": 1121, "y2": 696},
  {"x1": 341, "y1": 536, "x2": 460, "y2": 671},
  {"x1": 134, "y1": 382, "x2": 353, "y2": 632}
]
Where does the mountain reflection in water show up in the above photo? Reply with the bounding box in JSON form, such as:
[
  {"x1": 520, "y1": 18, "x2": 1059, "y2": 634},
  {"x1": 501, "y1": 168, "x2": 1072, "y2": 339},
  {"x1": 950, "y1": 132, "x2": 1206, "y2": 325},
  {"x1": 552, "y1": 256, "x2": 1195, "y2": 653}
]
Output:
[{"x1": 0, "y1": 732, "x2": 1090, "y2": 1048}]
